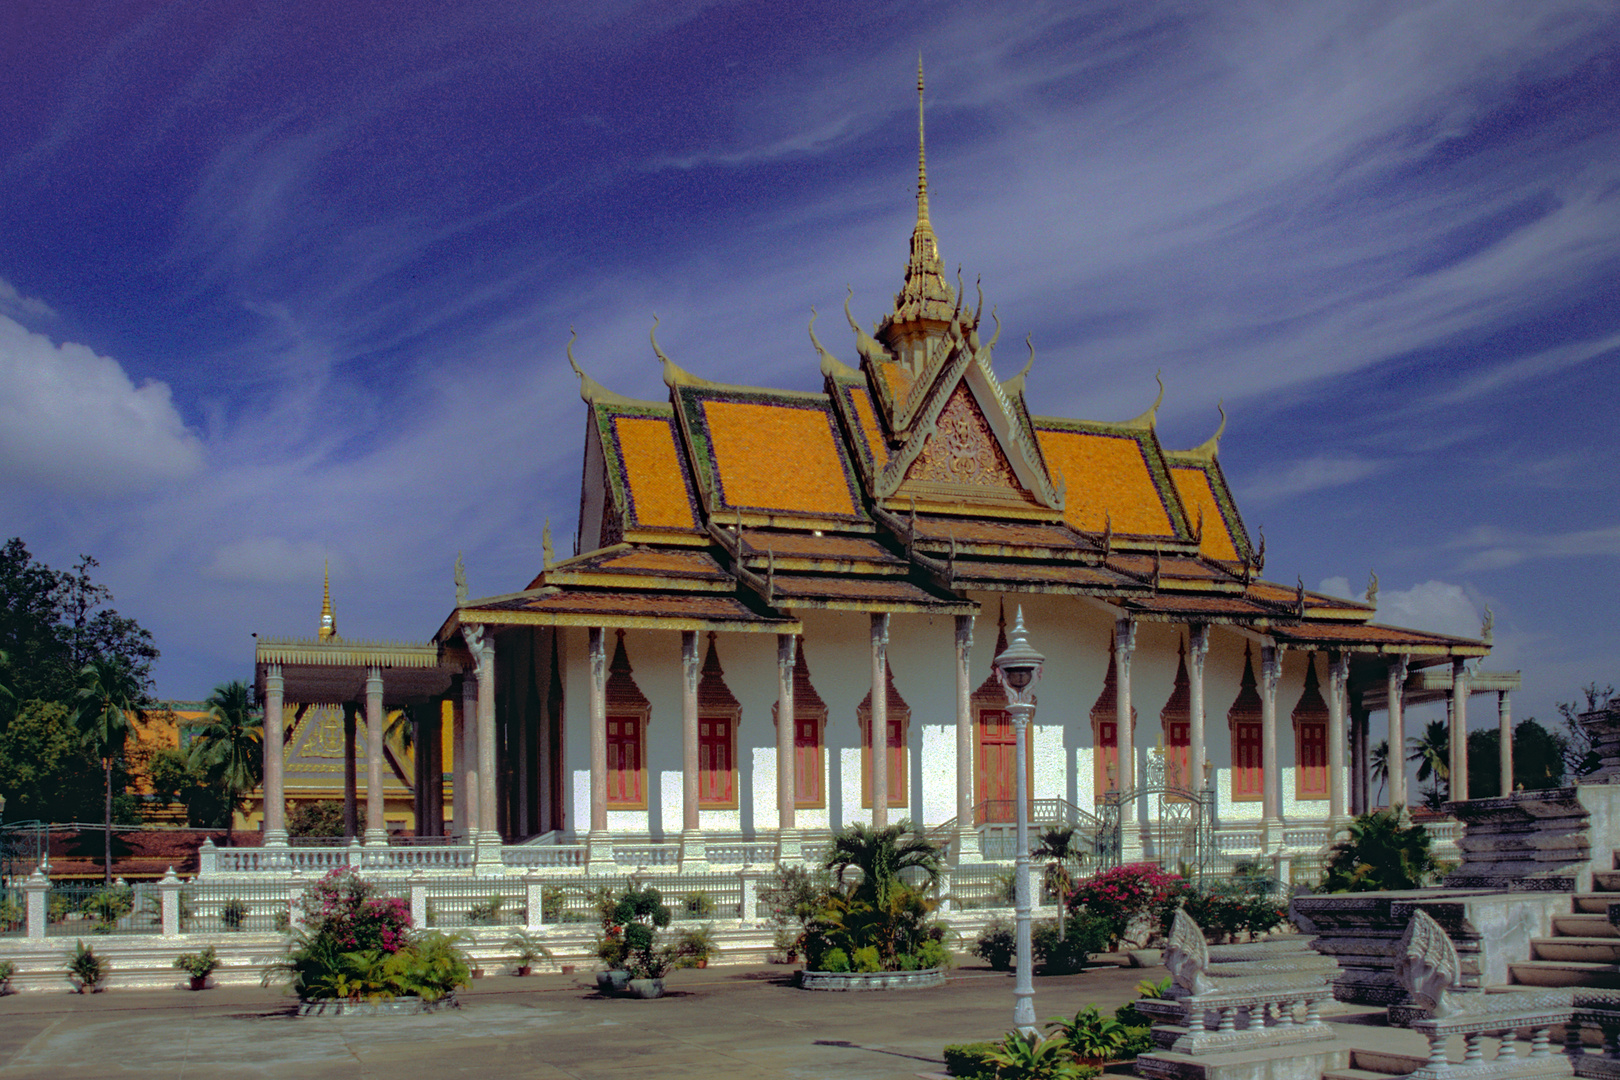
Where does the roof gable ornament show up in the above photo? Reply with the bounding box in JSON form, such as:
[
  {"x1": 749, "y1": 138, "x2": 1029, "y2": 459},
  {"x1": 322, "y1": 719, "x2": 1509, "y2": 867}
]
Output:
[
  {"x1": 1366, "y1": 570, "x2": 1379, "y2": 607},
  {"x1": 845, "y1": 287, "x2": 890, "y2": 368},
  {"x1": 567, "y1": 327, "x2": 643, "y2": 406},
  {"x1": 809, "y1": 307, "x2": 859, "y2": 380},
  {"x1": 542, "y1": 519, "x2": 555, "y2": 571},
  {"x1": 319, "y1": 560, "x2": 338, "y2": 641},
  {"x1": 454, "y1": 553, "x2": 467, "y2": 607}
]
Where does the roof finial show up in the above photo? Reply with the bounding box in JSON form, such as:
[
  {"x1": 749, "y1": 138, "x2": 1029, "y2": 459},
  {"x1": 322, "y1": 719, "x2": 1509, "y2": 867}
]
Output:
[
  {"x1": 319, "y1": 560, "x2": 336, "y2": 641},
  {"x1": 917, "y1": 54, "x2": 930, "y2": 227}
]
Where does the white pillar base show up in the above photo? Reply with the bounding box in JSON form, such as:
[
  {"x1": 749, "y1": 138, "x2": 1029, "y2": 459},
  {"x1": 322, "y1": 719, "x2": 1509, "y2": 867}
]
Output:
[
  {"x1": 585, "y1": 831, "x2": 618, "y2": 876},
  {"x1": 953, "y1": 826, "x2": 984, "y2": 866},
  {"x1": 775, "y1": 829, "x2": 805, "y2": 866},
  {"x1": 364, "y1": 828, "x2": 390, "y2": 846},
  {"x1": 679, "y1": 830, "x2": 710, "y2": 872},
  {"x1": 473, "y1": 833, "x2": 505, "y2": 877},
  {"x1": 262, "y1": 830, "x2": 289, "y2": 847}
]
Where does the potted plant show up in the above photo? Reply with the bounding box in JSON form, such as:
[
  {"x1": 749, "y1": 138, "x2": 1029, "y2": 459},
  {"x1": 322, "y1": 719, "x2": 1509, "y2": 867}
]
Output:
[
  {"x1": 221, "y1": 897, "x2": 249, "y2": 930},
  {"x1": 505, "y1": 930, "x2": 553, "y2": 976},
  {"x1": 673, "y1": 925, "x2": 718, "y2": 969},
  {"x1": 624, "y1": 939, "x2": 677, "y2": 999},
  {"x1": 595, "y1": 883, "x2": 673, "y2": 997},
  {"x1": 174, "y1": 946, "x2": 219, "y2": 990},
  {"x1": 0, "y1": 959, "x2": 15, "y2": 995},
  {"x1": 66, "y1": 940, "x2": 105, "y2": 993}
]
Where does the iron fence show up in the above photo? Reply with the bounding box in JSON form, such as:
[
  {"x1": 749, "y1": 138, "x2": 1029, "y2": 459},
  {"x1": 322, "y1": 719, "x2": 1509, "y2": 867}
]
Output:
[
  {"x1": 0, "y1": 885, "x2": 23, "y2": 937},
  {"x1": 180, "y1": 882, "x2": 295, "y2": 934},
  {"x1": 45, "y1": 881, "x2": 164, "y2": 936},
  {"x1": 422, "y1": 881, "x2": 526, "y2": 930}
]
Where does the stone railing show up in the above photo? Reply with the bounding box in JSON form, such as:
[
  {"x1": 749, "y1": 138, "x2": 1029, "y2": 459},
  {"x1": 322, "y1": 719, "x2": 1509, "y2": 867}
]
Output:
[
  {"x1": 612, "y1": 843, "x2": 680, "y2": 868},
  {"x1": 706, "y1": 841, "x2": 778, "y2": 865},
  {"x1": 1405, "y1": 991, "x2": 1575, "y2": 1080},
  {"x1": 501, "y1": 845, "x2": 587, "y2": 870}
]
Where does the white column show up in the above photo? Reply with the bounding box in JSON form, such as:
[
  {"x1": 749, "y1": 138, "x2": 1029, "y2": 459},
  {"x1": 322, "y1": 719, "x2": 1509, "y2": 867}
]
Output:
[
  {"x1": 469, "y1": 632, "x2": 498, "y2": 838},
  {"x1": 1499, "y1": 691, "x2": 1514, "y2": 796},
  {"x1": 262, "y1": 664, "x2": 286, "y2": 843},
  {"x1": 364, "y1": 666, "x2": 387, "y2": 843},
  {"x1": 681, "y1": 630, "x2": 701, "y2": 834},
  {"x1": 588, "y1": 628, "x2": 607, "y2": 834},
  {"x1": 1115, "y1": 617, "x2": 1137, "y2": 822},
  {"x1": 776, "y1": 633, "x2": 796, "y2": 832},
  {"x1": 1328, "y1": 652, "x2": 1350, "y2": 827},
  {"x1": 1388, "y1": 655, "x2": 1409, "y2": 809},
  {"x1": 871, "y1": 613, "x2": 890, "y2": 829},
  {"x1": 1450, "y1": 660, "x2": 1469, "y2": 803},
  {"x1": 1187, "y1": 624, "x2": 1210, "y2": 792},
  {"x1": 955, "y1": 614, "x2": 977, "y2": 858},
  {"x1": 1259, "y1": 644, "x2": 1282, "y2": 829}
]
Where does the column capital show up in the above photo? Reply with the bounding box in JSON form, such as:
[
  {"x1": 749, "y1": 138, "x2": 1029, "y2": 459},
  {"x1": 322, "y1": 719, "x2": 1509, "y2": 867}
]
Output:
[
  {"x1": 265, "y1": 662, "x2": 284, "y2": 688},
  {"x1": 955, "y1": 612, "x2": 974, "y2": 650},
  {"x1": 1389, "y1": 652, "x2": 1410, "y2": 684},
  {"x1": 871, "y1": 610, "x2": 890, "y2": 648},
  {"x1": 1114, "y1": 615, "x2": 1137, "y2": 654},
  {"x1": 1259, "y1": 643, "x2": 1281, "y2": 694},
  {"x1": 1329, "y1": 651, "x2": 1350, "y2": 685},
  {"x1": 1187, "y1": 621, "x2": 1210, "y2": 663}
]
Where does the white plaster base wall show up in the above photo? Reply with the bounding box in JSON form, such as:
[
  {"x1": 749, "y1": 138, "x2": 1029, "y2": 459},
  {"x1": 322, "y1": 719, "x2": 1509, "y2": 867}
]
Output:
[{"x1": 555, "y1": 593, "x2": 1340, "y2": 839}]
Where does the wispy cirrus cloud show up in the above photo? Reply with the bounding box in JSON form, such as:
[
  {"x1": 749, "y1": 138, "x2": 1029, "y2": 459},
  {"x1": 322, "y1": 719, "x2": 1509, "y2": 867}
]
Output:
[{"x1": 1452, "y1": 525, "x2": 1620, "y2": 572}]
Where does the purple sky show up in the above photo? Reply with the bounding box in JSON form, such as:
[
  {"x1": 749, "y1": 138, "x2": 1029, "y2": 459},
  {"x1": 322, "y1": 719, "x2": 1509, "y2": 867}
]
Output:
[{"x1": 1, "y1": 1, "x2": 1615, "y2": 740}]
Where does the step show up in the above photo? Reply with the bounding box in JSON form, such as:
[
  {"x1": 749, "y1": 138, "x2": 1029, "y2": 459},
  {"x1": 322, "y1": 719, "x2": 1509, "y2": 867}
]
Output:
[
  {"x1": 1509, "y1": 960, "x2": 1620, "y2": 988},
  {"x1": 1553, "y1": 914, "x2": 1619, "y2": 938},
  {"x1": 1322, "y1": 1070, "x2": 1404, "y2": 1080},
  {"x1": 1572, "y1": 894, "x2": 1617, "y2": 914},
  {"x1": 1348, "y1": 1049, "x2": 1429, "y2": 1076},
  {"x1": 1532, "y1": 937, "x2": 1620, "y2": 963},
  {"x1": 1593, "y1": 870, "x2": 1620, "y2": 892}
]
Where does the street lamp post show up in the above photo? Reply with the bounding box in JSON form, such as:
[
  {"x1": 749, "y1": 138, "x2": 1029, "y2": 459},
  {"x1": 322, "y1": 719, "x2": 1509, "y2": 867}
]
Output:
[{"x1": 993, "y1": 606, "x2": 1045, "y2": 1037}]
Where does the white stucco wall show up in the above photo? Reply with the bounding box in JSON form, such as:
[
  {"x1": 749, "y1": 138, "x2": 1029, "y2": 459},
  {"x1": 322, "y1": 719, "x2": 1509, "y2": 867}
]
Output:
[{"x1": 559, "y1": 594, "x2": 1334, "y2": 838}]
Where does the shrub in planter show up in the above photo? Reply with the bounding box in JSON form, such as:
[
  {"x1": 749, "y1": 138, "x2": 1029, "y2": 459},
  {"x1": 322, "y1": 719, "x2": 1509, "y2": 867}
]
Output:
[
  {"x1": 0, "y1": 959, "x2": 15, "y2": 993},
  {"x1": 801, "y1": 821, "x2": 944, "y2": 974},
  {"x1": 467, "y1": 895, "x2": 504, "y2": 926},
  {"x1": 1067, "y1": 863, "x2": 1188, "y2": 948},
  {"x1": 850, "y1": 945, "x2": 882, "y2": 973},
  {"x1": 761, "y1": 864, "x2": 830, "y2": 962},
  {"x1": 984, "y1": 1030, "x2": 1096, "y2": 1080},
  {"x1": 221, "y1": 897, "x2": 249, "y2": 930},
  {"x1": 266, "y1": 867, "x2": 469, "y2": 1003},
  {"x1": 1045, "y1": 1005, "x2": 1128, "y2": 1066},
  {"x1": 174, "y1": 945, "x2": 220, "y2": 988},
  {"x1": 66, "y1": 940, "x2": 105, "y2": 993},
  {"x1": 942, "y1": 1041, "x2": 1000, "y2": 1078},
  {"x1": 971, "y1": 919, "x2": 1016, "y2": 971},
  {"x1": 818, "y1": 947, "x2": 850, "y2": 973},
  {"x1": 672, "y1": 925, "x2": 718, "y2": 969}
]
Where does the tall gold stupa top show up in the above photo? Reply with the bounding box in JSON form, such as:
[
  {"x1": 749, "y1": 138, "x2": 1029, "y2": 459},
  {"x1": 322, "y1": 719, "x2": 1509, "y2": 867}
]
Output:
[
  {"x1": 318, "y1": 560, "x2": 338, "y2": 642},
  {"x1": 876, "y1": 57, "x2": 961, "y2": 371}
]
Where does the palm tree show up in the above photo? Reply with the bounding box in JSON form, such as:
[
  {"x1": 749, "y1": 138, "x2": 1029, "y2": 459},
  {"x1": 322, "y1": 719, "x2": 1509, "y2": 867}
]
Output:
[
  {"x1": 1371, "y1": 740, "x2": 1390, "y2": 806},
  {"x1": 1033, "y1": 826, "x2": 1086, "y2": 939},
  {"x1": 1408, "y1": 720, "x2": 1451, "y2": 805},
  {"x1": 74, "y1": 656, "x2": 146, "y2": 884},
  {"x1": 189, "y1": 680, "x2": 263, "y2": 842},
  {"x1": 824, "y1": 820, "x2": 942, "y2": 908}
]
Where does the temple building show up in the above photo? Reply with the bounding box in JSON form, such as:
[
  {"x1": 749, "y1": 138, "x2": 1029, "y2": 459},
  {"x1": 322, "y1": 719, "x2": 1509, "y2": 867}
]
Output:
[{"x1": 252, "y1": 69, "x2": 1515, "y2": 875}]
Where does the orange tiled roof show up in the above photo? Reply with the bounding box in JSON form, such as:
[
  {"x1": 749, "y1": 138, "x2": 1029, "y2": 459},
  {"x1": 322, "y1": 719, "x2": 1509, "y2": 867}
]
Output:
[
  {"x1": 766, "y1": 575, "x2": 958, "y2": 606},
  {"x1": 741, "y1": 531, "x2": 905, "y2": 564},
  {"x1": 950, "y1": 561, "x2": 1132, "y2": 589},
  {"x1": 849, "y1": 386, "x2": 891, "y2": 471},
  {"x1": 910, "y1": 515, "x2": 1088, "y2": 551},
  {"x1": 473, "y1": 590, "x2": 787, "y2": 625},
  {"x1": 595, "y1": 548, "x2": 731, "y2": 579},
  {"x1": 1267, "y1": 623, "x2": 1485, "y2": 649},
  {"x1": 701, "y1": 399, "x2": 860, "y2": 518},
  {"x1": 1117, "y1": 594, "x2": 1276, "y2": 617},
  {"x1": 1170, "y1": 465, "x2": 1241, "y2": 562},
  {"x1": 1105, "y1": 552, "x2": 1234, "y2": 582},
  {"x1": 614, "y1": 415, "x2": 700, "y2": 530},
  {"x1": 1035, "y1": 427, "x2": 1178, "y2": 538}
]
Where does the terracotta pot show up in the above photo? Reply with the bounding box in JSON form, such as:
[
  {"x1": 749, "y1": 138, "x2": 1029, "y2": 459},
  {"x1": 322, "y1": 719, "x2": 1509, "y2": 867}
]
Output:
[
  {"x1": 560, "y1": 965, "x2": 576, "y2": 975},
  {"x1": 695, "y1": 959, "x2": 708, "y2": 969},
  {"x1": 515, "y1": 965, "x2": 531, "y2": 977},
  {"x1": 189, "y1": 975, "x2": 208, "y2": 991}
]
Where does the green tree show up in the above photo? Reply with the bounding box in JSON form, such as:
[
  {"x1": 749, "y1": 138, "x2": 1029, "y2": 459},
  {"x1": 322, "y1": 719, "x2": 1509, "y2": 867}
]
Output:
[
  {"x1": 1033, "y1": 826, "x2": 1086, "y2": 940},
  {"x1": 74, "y1": 657, "x2": 146, "y2": 884},
  {"x1": 1559, "y1": 683, "x2": 1615, "y2": 779},
  {"x1": 1321, "y1": 809, "x2": 1440, "y2": 892},
  {"x1": 0, "y1": 700, "x2": 105, "y2": 822},
  {"x1": 1468, "y1": 720, "x2": 1571, "y2": 799},
  {"x1": 189, "y1": 681, "x2": 263, "y2": 841},
  {"x1": 1407, "y1": 720, "x2": 1450, "y2": 806},
  {"x1": 824, "y1": 820, "x2": 942, "y2": 908},
  {"x1": 1370, "y1": 740, "x2": 1390, "y2": 805}
]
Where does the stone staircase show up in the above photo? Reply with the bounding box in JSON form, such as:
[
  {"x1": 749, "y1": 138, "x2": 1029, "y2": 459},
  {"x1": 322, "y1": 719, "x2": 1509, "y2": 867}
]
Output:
[
  {"x1": 1321, "y1": 1048, "x2": 1429, "y2": 1080},
  {"x1": 1508, "y1": 857, "x2": 1620, "y2": 990}
]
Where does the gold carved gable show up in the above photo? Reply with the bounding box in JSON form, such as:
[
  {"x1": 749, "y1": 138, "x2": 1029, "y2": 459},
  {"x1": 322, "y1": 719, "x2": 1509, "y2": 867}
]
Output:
[{"x1": 898, "y1": 383, "x2": 1034, "y2": 505}]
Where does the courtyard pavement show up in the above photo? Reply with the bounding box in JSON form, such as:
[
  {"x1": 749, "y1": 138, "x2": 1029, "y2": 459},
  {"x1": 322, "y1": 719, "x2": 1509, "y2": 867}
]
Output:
[{"x1": 0, "y1": 960, "x2": 1150, "y2": 1079}]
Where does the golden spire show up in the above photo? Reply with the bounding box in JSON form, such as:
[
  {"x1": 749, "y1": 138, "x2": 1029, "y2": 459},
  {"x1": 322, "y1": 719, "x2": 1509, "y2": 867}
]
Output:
[
  {"x1": 318, "y1": 560, "x2": 337, "y2": 641},
  {"x1": 917, "y1": 55, "x2": 930, "y2": 228},
  {"x1": 875, "y1": 56, "x2": 957, "y2": 370}
]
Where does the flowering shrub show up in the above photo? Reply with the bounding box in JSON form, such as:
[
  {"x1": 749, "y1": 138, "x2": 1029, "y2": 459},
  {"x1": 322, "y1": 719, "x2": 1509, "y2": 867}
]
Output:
[
  {"x1": 1172, "y1": 886, "x2": 1287, "y2": 944},
  {"x1": 1067, "y1": 864, "x2": 1189, "y2": 947},
  {"x1": 271, "y1": 868, "x2": 468, "y2": 1003},
  {"x1": 296, "y1": 867, "x2": 411, "y2": 954}
]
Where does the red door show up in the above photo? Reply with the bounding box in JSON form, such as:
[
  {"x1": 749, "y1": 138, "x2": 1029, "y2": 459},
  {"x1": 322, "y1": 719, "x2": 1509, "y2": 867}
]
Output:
[
  {"x1": 794, "y1": 716, "x2": 820, "y2": 806},
  {"x1": 699, "y1": 717, "x2": 733, "y2": 805},
  {"x1": 979, "y1": 709, "x2": 1016, "y2": 822}
]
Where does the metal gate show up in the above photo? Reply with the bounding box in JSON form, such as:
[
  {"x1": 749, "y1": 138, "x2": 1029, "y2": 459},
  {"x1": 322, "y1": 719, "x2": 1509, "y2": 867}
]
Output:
[{"x1": 1097, "y1": 753, "x2": 1214, "y2": 882}]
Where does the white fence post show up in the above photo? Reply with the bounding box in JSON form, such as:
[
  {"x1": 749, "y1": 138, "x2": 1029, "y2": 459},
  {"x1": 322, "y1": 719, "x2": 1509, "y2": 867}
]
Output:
[
  {"x1": 410, "y1": 874, "x2": 428, "y2": 929},
  {"x1": 24, "y1": 867, "x2": 48, "y2": 940},
  {"x1": 197, "y1": 838, "x2": 218, "y2": 878},
  {"x1": 159, "y1": 866, "x2": 183, "y2": 936},
  {"x1": 739, "y1": 870, "x2": 759, "y2": 925},
  {"x1": 526, "y1": 876, "x2": 545, "y2": 929}
]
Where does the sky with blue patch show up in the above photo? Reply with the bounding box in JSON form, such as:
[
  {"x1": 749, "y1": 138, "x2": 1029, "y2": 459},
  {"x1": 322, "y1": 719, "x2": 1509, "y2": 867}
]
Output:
[{"x1": 2, "y1": 2, "x2": 1616, "y2": 753}]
